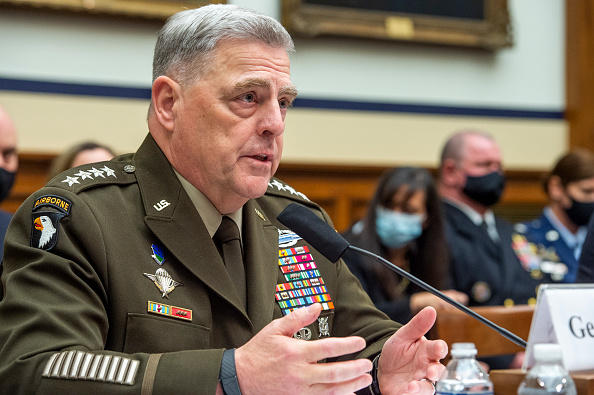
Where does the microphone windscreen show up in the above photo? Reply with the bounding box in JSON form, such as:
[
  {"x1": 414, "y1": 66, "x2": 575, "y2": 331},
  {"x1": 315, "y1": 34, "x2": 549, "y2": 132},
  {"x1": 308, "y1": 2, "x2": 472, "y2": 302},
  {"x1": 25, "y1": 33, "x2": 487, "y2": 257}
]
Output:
[{"x1": 277, "y1": 203, "x2": 350, "y2": 263}]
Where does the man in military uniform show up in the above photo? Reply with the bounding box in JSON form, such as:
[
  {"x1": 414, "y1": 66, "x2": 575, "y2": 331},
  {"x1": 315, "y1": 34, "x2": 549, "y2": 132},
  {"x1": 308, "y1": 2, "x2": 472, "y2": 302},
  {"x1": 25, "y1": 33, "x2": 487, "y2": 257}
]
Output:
[
  {"x1": 438, "y1": 130, "x2": 547, "y2": 307},
  {"x1": 0, "y1": 5, "x2": 446, "y2": 394}
]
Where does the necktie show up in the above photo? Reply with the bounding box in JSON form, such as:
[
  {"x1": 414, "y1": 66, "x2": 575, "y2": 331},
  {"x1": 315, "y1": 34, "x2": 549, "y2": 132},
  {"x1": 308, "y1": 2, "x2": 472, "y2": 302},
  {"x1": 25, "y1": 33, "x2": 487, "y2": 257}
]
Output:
[{"x1": 213, "y1": 216, "x2": 246, "y2": 308}]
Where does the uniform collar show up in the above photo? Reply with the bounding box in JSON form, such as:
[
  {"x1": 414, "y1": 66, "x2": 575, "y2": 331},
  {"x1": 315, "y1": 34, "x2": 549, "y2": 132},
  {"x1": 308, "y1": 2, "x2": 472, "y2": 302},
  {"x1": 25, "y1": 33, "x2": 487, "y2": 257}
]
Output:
[{"x1": 174, "y1": 169, "x2": 243, "y2": 239}]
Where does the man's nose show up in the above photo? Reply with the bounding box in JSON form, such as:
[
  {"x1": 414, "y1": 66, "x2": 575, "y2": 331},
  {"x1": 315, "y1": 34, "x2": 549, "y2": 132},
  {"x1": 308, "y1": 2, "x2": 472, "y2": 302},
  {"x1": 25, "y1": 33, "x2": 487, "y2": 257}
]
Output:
[{"x1": 259, "y1": 102, "x2": 285, "y2": 137}]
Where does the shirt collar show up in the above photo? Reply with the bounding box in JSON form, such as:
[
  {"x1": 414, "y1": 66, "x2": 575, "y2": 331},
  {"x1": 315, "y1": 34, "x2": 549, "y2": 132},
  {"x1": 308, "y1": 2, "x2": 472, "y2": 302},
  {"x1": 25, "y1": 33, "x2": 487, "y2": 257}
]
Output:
[
  {"x1": 444, "y1": 197, "x2": 494, "y2": 227},
  {"x1": 174, "y1": 169, "x2": 243, "y2": 238},
  {"x1": 544, "y1": 206, "x2": 586, "y2": 248}
]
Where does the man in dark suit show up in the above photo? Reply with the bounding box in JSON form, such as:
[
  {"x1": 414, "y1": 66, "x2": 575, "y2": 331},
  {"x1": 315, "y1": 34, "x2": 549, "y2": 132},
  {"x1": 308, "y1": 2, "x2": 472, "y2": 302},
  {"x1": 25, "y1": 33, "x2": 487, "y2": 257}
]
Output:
[
  {"x1": 0, "y1": 105, "x2": 18, "y2": 260},
  {"x1": 438, "y1": 130, "x2": 545, "y2": 307},
  {"x1": 0, "y1": 5, "x2": 446, "y2": 394}
]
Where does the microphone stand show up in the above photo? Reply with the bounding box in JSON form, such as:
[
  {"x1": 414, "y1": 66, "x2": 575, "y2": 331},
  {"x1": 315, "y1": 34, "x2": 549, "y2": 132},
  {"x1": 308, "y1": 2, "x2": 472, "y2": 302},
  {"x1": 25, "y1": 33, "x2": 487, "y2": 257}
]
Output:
[{"x1": 348, "y1": 245, "x2": 527, "y2": 348}]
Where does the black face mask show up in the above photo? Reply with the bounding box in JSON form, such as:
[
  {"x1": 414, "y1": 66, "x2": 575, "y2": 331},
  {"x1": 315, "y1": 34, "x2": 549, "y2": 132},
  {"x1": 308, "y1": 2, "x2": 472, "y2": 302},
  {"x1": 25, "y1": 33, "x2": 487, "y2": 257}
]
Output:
[
  {"x1": 462, "y1": 171, "x2": 506, "y2": 207},
  {"x1": 0, "y1": 168, "x2": 15, "y2": 204},
  {"x1": 565, "y1": 197, "x2": 594, "y2": 226}
]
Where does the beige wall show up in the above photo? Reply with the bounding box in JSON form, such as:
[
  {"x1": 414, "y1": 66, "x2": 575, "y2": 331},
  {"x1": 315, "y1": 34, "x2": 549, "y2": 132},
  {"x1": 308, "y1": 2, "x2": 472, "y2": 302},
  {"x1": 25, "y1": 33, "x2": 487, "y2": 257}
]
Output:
[{"x1": 0, "y1": 90, "x2": 567, "y2": 170}]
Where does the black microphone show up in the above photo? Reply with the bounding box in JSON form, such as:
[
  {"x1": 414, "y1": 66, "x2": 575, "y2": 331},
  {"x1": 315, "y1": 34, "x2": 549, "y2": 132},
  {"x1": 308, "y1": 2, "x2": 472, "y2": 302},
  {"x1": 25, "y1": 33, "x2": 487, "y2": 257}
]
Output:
[{"x1": 277, "y1": 202, "x2": 527, "y2": 349}]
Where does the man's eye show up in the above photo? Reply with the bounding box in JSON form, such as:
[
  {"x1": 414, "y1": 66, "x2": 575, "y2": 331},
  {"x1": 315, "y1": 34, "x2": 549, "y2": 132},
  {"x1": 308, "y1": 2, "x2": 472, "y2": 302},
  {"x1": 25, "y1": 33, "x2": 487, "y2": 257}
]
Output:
[
  {"x1": 242, "y1": 93, "x2": 255, "y2": 102},
  {"x1": 279, "y1": 98, "x2": 292, "y2": 109}
]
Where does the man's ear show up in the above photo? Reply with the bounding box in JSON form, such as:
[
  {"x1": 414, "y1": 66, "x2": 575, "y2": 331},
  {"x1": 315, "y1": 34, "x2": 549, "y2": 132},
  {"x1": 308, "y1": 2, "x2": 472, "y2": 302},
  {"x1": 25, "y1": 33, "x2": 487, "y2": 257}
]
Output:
[
  {"x1": 441, "y1": 158, "x2": 462, "y2": 187},
  {"x1": 151, "y1": 76, "x2": 180, "y2": 132},
  {"x1": 548, "y1": 175, "x2": 566, "y2": 202}
]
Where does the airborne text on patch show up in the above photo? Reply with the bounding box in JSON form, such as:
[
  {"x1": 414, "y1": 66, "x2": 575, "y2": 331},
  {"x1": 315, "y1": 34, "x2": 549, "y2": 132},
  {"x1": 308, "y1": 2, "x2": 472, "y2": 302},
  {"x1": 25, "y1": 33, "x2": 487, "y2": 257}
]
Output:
[{"x1": 33, "y1": 195, "x2": 72, "y2": 214}]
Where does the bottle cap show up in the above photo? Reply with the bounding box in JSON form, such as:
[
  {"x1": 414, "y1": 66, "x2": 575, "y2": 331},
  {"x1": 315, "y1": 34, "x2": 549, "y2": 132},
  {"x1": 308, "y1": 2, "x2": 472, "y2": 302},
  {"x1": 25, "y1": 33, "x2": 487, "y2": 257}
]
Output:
[
  {"x1": 533, "y1": 343, "x2": 562, "y2": 362},
  {"x1": 451, "y1": 342, "x2": 477, "y2": 357}
]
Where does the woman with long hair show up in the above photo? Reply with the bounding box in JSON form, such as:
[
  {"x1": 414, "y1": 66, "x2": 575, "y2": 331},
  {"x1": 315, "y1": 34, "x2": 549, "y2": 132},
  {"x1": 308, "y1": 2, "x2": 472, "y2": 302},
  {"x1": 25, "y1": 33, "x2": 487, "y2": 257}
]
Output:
[{"x1": 342, "y1": 166, "x2": 467, "y2": 323}]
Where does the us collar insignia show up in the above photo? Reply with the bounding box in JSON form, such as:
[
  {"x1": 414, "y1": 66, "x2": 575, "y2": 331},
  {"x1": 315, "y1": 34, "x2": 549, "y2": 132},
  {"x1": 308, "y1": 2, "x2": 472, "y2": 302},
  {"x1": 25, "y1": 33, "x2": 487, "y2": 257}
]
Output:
[
  {"x1": 144, "y1": 268, "x2": 183, "y2": 298},
  {"x1": 30, "y1": 195, "x2": 72, "y2": 251},
  {"x1": 148, "y1": 301, "x2": 192, "y2": 322},
  {"x1": 151, "y1": 244, "x2": 165, "y2": 265}
]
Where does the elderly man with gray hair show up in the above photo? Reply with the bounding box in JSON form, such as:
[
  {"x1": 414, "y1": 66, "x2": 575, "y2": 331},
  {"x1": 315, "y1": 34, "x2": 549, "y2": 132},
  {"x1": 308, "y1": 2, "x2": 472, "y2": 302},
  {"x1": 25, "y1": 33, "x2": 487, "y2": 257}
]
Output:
[{"x1": 0, "y1": 5, "x2": 446, "y2": 394}]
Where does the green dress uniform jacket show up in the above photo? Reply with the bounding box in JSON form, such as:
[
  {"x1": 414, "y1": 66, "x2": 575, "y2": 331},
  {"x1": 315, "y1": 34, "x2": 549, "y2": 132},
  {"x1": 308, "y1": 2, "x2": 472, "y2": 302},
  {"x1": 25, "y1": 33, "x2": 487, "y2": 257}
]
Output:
[{"x1": 0, "y1": 134, "x2": 400, "y2": 394}]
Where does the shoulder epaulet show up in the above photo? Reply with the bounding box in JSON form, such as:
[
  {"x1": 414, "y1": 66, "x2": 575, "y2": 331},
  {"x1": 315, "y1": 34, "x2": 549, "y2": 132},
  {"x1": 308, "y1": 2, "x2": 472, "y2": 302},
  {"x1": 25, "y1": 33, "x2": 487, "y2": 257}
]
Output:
[
  {"x1": 266, "y1": 178, "x2": 311, "y2": 203},
  {"x1": 46, "y1": 154, "x2": 137, "y2": 194}
]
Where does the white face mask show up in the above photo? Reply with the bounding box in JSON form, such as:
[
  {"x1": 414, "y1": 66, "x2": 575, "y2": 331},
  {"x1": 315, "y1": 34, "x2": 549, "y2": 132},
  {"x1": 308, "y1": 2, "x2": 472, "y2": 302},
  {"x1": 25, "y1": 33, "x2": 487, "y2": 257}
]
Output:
[{"x1": 375, "y1": 207, "x2": 424, "y2": 249}]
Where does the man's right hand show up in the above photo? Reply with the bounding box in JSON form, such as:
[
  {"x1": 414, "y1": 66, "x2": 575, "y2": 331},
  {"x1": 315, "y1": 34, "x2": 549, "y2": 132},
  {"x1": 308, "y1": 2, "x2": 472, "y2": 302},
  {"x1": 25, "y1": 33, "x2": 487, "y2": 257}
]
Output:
[{"x1": 233, "y1": 303, "x2": 373, "y2": 395}]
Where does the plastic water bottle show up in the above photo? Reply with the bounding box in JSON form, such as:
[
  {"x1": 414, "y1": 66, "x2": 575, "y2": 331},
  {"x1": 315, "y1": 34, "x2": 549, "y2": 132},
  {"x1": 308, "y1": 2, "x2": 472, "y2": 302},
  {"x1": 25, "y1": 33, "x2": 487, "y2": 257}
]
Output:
[
  {"x1": 435, "y1": 342, "x2": 494, "y2": 395},
  {"x1": 517, "y1": 343, "x2": 576, "y2": 395}
]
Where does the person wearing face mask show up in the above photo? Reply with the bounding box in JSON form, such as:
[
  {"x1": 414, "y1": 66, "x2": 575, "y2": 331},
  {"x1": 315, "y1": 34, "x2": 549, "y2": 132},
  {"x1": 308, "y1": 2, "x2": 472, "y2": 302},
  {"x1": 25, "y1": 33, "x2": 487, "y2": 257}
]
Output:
[
  {"x1": 438, "y1": 130, "x2": 551, "y2": 370},
  {"x1": 438, "y1": 130, "x2": 553, "y2": 309},
  {"x1": 341, "y1": 167, "x2": 468, "y2": 324},
  {"x1": 0, "y1": 105, "x2": 18, "y2": 262},
  {"x1": 515, "y1": 149, "x2": 594, "y2": 283}
]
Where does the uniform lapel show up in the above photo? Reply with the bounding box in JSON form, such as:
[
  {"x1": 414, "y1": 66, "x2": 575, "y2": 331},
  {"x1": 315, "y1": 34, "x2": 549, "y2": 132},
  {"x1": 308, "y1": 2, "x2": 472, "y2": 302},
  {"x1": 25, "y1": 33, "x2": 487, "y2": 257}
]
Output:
[
  {"x1": 243, "y1": 199, "x2": 279, "y2": 332},
  {"x1": 133, "y1": 135, "x2": 247, "y2": 318}
]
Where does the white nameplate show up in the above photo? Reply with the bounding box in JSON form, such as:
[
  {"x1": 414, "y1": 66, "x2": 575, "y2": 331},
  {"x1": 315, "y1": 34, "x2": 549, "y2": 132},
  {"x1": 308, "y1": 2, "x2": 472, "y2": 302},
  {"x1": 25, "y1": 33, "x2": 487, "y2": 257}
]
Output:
[{"x1": 523, "y1": 284, "x2": 594, "y2": 372}]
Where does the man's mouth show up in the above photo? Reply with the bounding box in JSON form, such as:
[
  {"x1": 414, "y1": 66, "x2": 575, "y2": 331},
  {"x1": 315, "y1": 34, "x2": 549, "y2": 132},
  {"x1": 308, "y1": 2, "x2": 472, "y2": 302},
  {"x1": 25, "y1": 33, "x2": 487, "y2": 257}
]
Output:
[{"x1": 251, "y1": 154, "x2": 269, "y2": 161}]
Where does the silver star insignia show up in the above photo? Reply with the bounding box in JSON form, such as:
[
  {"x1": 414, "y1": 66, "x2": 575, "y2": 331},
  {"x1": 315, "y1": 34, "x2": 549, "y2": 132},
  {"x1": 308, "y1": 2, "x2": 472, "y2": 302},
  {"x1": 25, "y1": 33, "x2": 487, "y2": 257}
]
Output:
[
  {"x1": 88, "y1": 167, "x2": 105, "y2": 178},
  {"x1": 74, "y1": 170, "x2": 93, "y2": 180},
  {"x1": 101, "y1": 166, "x2": 116, "y2": 178},
  {"x1": 62, "y1": 176, "x2": 80, "y2": 187}
]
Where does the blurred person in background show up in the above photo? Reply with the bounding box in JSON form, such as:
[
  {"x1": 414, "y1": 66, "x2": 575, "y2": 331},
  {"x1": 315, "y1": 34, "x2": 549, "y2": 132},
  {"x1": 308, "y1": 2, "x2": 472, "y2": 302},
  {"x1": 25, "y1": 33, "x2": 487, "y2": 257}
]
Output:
[
  {"x1": 0, "y1": 105, "x2": 18, "y2": 261},
  {"x1": 342, "y1": 167, "x2": 468, "y2": 323},
  {"x1": 515, "y1": 149, "x2": 594, "y2": 283},
  {"x1": 46, "y1": 141, "x2": 115, "y2": 181}
]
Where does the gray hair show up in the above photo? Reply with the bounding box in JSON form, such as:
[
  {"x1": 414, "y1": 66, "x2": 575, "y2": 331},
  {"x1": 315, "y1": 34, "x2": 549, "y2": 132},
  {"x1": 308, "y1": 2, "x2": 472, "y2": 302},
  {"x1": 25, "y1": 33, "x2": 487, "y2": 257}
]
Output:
[
  {"x1": 440, "y1": 129, "x2": 495, "y2": 166},
  {"x1": 152, "y1": 4, "x2": 294, "y2": 85}
]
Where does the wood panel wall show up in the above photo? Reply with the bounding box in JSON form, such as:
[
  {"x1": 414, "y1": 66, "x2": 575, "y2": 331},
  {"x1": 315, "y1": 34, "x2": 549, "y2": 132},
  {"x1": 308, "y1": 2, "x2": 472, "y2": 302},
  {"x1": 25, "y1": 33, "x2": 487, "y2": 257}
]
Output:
[
  {"x1": 0, "y1": 154, "x2": 547, "y2": 233},
  {"x1": 566, "y1": 0, "x2": 594, "y2": 152}
]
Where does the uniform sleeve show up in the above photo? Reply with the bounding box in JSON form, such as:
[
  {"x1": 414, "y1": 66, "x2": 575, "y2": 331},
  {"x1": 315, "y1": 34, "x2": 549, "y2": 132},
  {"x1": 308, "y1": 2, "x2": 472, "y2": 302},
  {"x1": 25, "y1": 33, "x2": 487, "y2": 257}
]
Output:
[
  {"x1": 0, "y1": 188, "x2": 222, "y2": 394},
  {"x1": 577, "y1": 214, "x2": 594, "y2": 283}
]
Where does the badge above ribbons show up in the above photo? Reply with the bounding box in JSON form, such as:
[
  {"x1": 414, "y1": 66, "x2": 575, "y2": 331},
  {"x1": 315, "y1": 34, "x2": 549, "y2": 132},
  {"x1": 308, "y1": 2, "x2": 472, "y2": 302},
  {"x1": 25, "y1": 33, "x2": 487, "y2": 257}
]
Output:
[
  {"x1": 30, "y1": 195, "x2": 72, "y2": 251},
  {"x1": 523, "y1": 283, "x2": 594, "y2": 372}
]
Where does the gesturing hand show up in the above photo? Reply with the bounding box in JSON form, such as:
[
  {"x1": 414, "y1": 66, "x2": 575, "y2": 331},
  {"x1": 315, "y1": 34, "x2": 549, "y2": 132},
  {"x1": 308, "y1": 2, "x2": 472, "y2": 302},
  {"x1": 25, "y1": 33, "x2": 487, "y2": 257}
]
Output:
[
  {"x1": 377, "y1": 307, "x2": 448, "y2": 395},
  {"x1": 235, "y1": 303, "x2": 373, "y2": 395}
]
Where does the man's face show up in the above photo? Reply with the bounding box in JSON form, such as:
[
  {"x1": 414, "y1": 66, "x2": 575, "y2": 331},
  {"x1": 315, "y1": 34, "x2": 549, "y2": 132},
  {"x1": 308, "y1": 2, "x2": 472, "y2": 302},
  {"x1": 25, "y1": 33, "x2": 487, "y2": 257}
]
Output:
[
  {"x1": 169, "y1": 39, "x2": 296, "y2": 213},
  {"x1": 0, "y1": 111, "x2": 18, "y2": 174},
  {"x1": 459, "y1": 134, "x2": 502, "y2": 178}
]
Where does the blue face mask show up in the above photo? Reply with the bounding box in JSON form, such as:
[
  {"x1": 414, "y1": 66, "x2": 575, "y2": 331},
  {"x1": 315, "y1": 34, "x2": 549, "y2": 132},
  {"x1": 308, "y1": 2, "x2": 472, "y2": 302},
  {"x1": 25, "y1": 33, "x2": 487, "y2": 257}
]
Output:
[{"x1": 375, "y1": 207, "x2": 424, "y2": 249}]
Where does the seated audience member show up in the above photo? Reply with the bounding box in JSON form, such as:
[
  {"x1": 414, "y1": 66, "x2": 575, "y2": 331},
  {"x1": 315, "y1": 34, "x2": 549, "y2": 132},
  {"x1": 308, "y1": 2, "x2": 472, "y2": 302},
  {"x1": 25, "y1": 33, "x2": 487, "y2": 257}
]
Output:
[
  {"x1": 437, "y1": 130, "x2": 549, "y2": 370},
  {"x1": 46, "y1": 141, "x2": 115, "y2": 181},
  {"x1": 515, "y1": 149, "x2": 594, "y2": 283},
  {"x1": 438, "y1": 130, "x2": 551, "y2": 307},
  {"x1": 342, "y1": 167, "x2": 468, "y2": 323},
  {"x1": 0, "y1": 5, "x2": 446, "y2": 393},
  {"x1": 0, "y1": 105, "x2": 18, "y2": 261}
]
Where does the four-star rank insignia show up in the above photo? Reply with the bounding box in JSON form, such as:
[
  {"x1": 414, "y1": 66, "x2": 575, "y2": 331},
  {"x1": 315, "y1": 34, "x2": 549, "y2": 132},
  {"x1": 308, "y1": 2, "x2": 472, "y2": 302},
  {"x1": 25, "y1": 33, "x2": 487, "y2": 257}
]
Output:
[{"x1": 30, "y1": 195, "x2": 72, "y2": 251}]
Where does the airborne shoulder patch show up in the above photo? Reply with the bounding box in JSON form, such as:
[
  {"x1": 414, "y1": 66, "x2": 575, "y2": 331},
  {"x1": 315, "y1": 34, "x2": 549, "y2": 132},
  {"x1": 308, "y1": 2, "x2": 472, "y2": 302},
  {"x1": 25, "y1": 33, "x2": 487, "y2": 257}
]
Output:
[{"x1": 31, "y1": 195, "x2": 72, "y2": 251}]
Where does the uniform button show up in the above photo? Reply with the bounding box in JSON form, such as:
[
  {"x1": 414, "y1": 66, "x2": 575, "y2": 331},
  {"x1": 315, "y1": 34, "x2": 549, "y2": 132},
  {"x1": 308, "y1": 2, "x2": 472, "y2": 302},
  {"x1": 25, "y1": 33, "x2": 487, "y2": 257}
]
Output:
[
  {"x1": 123, "y1": 165, "x2": 136, "y2": 173},
  {"x1": 504, "y1": 298, "x2": 515, "y2": 307}
]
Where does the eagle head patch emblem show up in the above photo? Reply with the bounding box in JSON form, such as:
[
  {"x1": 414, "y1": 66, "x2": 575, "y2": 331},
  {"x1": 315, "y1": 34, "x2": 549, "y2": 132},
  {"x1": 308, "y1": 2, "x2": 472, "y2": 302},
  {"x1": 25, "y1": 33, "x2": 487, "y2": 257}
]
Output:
[{"x1": 31, "y1": 195, "x2": 71, "y2": 251}]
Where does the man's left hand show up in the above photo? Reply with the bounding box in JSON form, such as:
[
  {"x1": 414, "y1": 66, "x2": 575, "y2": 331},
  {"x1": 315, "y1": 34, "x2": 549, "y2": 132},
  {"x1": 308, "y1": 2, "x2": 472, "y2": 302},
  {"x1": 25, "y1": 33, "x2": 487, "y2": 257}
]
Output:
[{"x1": 377, "y1": 307, "x2": 447, "y2": 394}]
